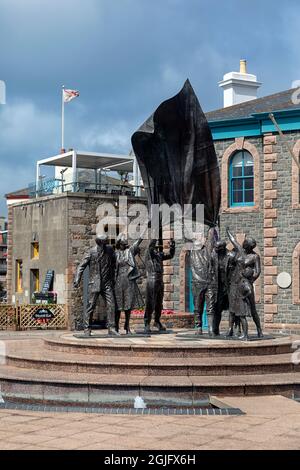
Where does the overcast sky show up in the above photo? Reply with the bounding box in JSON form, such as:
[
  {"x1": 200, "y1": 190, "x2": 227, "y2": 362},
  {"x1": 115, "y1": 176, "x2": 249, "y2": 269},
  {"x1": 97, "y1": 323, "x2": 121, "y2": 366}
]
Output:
[{"x1": 0, "y1": 0, "x2": 300, "y2": 214}]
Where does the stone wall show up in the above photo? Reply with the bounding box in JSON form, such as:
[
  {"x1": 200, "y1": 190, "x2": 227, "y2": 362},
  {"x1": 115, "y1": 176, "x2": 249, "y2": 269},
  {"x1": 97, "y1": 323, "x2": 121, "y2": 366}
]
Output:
[
  {"x1": 66, "y1": 193, "x2": 148, "y2": 329},
  {"x1": 270, "y1": 130, "x2": 300, "y2": 326},
  {"x1": 7, "y1": 196, "x2": 68, "y2": 305}
]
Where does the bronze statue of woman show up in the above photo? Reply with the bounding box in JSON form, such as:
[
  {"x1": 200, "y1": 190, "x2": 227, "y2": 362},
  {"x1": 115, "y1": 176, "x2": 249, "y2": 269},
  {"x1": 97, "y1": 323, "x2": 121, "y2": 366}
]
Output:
[
  {"x1": 114, "y1": 234, "x2": 144, "y2": 334},
  {"x1": 226, "y1": 228, "x2": 263, "y2": 339}
]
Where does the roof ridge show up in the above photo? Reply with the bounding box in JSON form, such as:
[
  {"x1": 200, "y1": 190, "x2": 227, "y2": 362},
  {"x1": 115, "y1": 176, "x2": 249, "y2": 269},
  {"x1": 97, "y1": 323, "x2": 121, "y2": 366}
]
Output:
[{"x1": 206, "y1": 87, "x2": 299, "y2": 121}]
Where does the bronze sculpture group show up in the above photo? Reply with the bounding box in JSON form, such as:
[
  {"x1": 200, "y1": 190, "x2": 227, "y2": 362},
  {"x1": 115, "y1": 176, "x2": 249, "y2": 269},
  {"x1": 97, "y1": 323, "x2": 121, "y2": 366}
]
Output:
[
  {"x1": 74, "y1": 227, "x2": 262, "y2": 340},
  {"x1": 74, "y1": 234, "x2": 176, "y2": 336},
  {"x1": 74, "y1": 79, "x2": 263, "y2": 340},
  {"x1": 191, "y1": 227, "x2": 263, "y2": 340}
]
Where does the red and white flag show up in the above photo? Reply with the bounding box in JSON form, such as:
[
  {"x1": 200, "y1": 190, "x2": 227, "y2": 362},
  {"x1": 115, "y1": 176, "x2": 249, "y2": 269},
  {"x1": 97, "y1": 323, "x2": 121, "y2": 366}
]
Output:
[{"x1": 63, "y1": 89, "x2": 80, "y2": 103}]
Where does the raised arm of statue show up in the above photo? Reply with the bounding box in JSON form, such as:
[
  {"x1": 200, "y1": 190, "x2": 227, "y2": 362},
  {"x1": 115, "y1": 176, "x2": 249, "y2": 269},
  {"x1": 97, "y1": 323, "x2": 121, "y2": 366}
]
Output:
[
  {"x1": 226, "y1": 227, "x2": 243, "y2": 256},
  {"x1": 131, "y1": 237, "x2": 143, "y2": 256},
  {"x1": 130, "y1": 223, "x2": 148, "y2": 256}
]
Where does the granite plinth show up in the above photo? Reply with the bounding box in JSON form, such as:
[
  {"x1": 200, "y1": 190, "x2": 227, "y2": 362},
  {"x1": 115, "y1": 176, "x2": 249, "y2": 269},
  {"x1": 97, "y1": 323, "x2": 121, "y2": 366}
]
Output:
[
  {"x1": 134, "y1": 329, "x2": 174, "y2": 335},
  {"x1": 73, "y1": 333, "x2": 151, "y2": 339},
  {"x1": 176, "y1": 331, "x2": 276, "y2": 342},
  {"x1": 0, "y1": 331, "x2": 299, "y2": 407}
]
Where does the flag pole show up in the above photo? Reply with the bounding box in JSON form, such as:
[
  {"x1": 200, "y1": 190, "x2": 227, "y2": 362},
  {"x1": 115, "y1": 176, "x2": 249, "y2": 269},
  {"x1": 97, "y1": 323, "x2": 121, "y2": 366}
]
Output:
[{"x1": 61, "y1": 85, "x2": 65, "y2": 151}]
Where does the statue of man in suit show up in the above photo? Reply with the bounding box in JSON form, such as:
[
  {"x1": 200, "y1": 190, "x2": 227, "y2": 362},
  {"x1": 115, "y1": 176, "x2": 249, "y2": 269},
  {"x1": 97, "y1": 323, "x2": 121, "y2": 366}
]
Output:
[
  {"x1": 144, "y1": 238, "x2": 175, "y2": 333},
  {"x1": 190, "y1": 228, "x2": 216, "y2": 336},
  {"x1": 74, "y1": 234, "x2": 119, "y2": 336}
]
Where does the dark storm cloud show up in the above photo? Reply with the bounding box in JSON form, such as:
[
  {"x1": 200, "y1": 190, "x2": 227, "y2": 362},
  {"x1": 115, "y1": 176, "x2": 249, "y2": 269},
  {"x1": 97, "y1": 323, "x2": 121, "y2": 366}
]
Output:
[{"x1": 0, "y1": 0, "x2": 299, "y2": 212}]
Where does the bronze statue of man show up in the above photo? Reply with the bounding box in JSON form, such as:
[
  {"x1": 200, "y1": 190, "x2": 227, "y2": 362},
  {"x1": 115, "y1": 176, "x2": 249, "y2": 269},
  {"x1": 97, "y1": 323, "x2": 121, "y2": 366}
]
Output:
[
  {"x1": 190, "y1": 230, "x2": 213, "y2": 335},
  {"x1": 73, "y1": 234, "x2": 119, "y2": 337},
  {"x1": 190, "y1": 229, "x2": 216, "y2": 336},
  {"x1": 210, "y1": 239, "x2": 230, "y2": 336},
  {"x1": 144, "y1": 238, "x2": 175, "y2": 333}
]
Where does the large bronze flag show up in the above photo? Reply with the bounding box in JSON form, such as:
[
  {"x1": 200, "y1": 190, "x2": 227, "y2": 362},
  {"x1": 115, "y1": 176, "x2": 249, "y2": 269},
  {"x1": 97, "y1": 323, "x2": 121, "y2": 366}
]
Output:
[{"x1": 131, "y1": 79, "x2": 221, "y2": 227}]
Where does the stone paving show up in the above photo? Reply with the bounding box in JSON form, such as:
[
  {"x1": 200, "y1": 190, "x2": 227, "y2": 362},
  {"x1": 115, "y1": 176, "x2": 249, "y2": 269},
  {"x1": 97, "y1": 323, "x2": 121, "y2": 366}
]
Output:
[
  {"x1": 0, "y1": 331, "x2": 299, "y2": 449},
  {"x1": 0, "y1": 395, "x2": 299, "y2": 450}
]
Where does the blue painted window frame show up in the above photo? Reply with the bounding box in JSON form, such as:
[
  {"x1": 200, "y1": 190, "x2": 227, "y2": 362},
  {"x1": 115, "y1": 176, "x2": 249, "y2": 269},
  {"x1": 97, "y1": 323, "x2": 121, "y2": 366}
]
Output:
[{"x1": 229, "y1": 150, "x2": 254, "y2": 207}]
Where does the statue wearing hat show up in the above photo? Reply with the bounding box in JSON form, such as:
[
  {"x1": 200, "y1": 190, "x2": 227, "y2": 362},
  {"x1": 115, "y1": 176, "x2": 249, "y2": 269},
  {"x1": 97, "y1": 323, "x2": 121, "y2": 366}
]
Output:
[{"x1": 74, "y1": 234, "x2": 119, "y2": 336}]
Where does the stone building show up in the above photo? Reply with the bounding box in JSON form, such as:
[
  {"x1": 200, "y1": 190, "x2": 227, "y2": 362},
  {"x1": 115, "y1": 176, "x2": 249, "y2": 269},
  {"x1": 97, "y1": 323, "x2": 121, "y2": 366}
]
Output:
[
  {"x1": 6, "y1": 191, "x2": 149, "y2": 328},
  {"x1": 206, "y1": 87, "x2": 300, "y2": 333},
  {"x1": 5, "y1": 151, "x2": 150, "y2": 328}
]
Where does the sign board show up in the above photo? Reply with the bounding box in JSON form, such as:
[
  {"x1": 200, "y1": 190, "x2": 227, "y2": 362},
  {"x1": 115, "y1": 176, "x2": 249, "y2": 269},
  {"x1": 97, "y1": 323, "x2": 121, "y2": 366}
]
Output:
[{"x1": 32, "y1": 308, "x2": 55, "y2": 321}]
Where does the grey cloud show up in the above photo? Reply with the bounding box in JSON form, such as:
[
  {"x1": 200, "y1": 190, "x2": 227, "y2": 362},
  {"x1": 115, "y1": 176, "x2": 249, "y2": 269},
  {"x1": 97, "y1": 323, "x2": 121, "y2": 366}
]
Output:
[{"x1": 1, "y1": 0, "x2": 300, "y2": 213}]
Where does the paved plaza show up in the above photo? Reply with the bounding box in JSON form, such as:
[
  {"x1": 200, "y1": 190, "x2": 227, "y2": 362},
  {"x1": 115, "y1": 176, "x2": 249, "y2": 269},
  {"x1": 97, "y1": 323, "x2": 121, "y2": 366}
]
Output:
[
  {"x1": 0, "y1": 395, "x2": 299, "y2": 450},
  {"x1": 0, "y1": 331, "x2": 299, "y2": 450}
]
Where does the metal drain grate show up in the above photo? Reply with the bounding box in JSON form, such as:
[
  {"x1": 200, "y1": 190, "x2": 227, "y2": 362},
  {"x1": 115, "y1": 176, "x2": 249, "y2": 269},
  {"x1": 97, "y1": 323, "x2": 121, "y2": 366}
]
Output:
[{"x1": 0, "y1": 402, "x2": 244, "y2": 416}]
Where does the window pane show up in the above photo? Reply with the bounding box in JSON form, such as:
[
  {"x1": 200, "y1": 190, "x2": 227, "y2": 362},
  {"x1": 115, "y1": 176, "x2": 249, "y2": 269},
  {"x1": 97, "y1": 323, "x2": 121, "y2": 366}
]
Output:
[
  {"x1": 17, "y1": 260, "x2": 23, "y2": 293},
  {"x1": 233, "y1": 166, "x2": 243, "y2": 177},
  {"x1": 244, "y1": 178, "x2": 254, "y2": 190},
  {"x1": 244, "y1": 151, "x2": 254, "y2": 176},
  {"x1": 231, "y1": 152, "x2": 243, "y2": 167},
  {"x1": 32, "y1": 242, "x2": 39, "y2": 259},
  {"x1": 244, "y1": 165, "x2": 254, "y2": 176},
  {"x1": 231, "y1": 152, "x2": 243, "y2": 177},
  {"x1": 244, "y1": 153, "x2": 254, "y2": 166},
  {"x1": 233, "y1": 190, "x2": 243, "y2": 203},
  {"x1": 244, "y1": 189, "x2": 254, "y2": 203},
  {"x1": 232, "y1": 179, "x2": 243, "y2": 190}
]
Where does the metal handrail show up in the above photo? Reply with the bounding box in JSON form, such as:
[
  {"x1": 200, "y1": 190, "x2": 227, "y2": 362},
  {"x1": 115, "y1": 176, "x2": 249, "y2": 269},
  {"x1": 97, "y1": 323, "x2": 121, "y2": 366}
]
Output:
[{"x1": 29, "y1": 181, "x2": 145, "y2": 198}]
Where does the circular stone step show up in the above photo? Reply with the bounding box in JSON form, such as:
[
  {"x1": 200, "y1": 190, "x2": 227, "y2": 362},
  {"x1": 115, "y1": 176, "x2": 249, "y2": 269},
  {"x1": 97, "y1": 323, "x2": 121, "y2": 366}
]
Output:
[
  {"x1": 5, "y1": 350, "x2": 298, "y2": 377},
  {"x1": 0, "y1": 333, "x2": 299, "y2": 407},
  {"x1": 44, "y1": 333, "x2": 295, "y2": 358}
]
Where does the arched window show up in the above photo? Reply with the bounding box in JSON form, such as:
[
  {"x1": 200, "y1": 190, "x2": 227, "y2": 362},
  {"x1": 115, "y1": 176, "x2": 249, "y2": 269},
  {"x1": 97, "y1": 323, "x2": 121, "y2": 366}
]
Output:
[{"x1": 229, "y1": 150, "x2": 254, "y2": 207}]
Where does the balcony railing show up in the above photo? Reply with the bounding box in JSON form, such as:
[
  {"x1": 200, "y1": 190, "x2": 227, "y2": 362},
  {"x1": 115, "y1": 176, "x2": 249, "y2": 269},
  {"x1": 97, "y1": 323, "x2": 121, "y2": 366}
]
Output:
[{"x1": 29, "y1": 179, "x2": 145, "y2": 199}]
